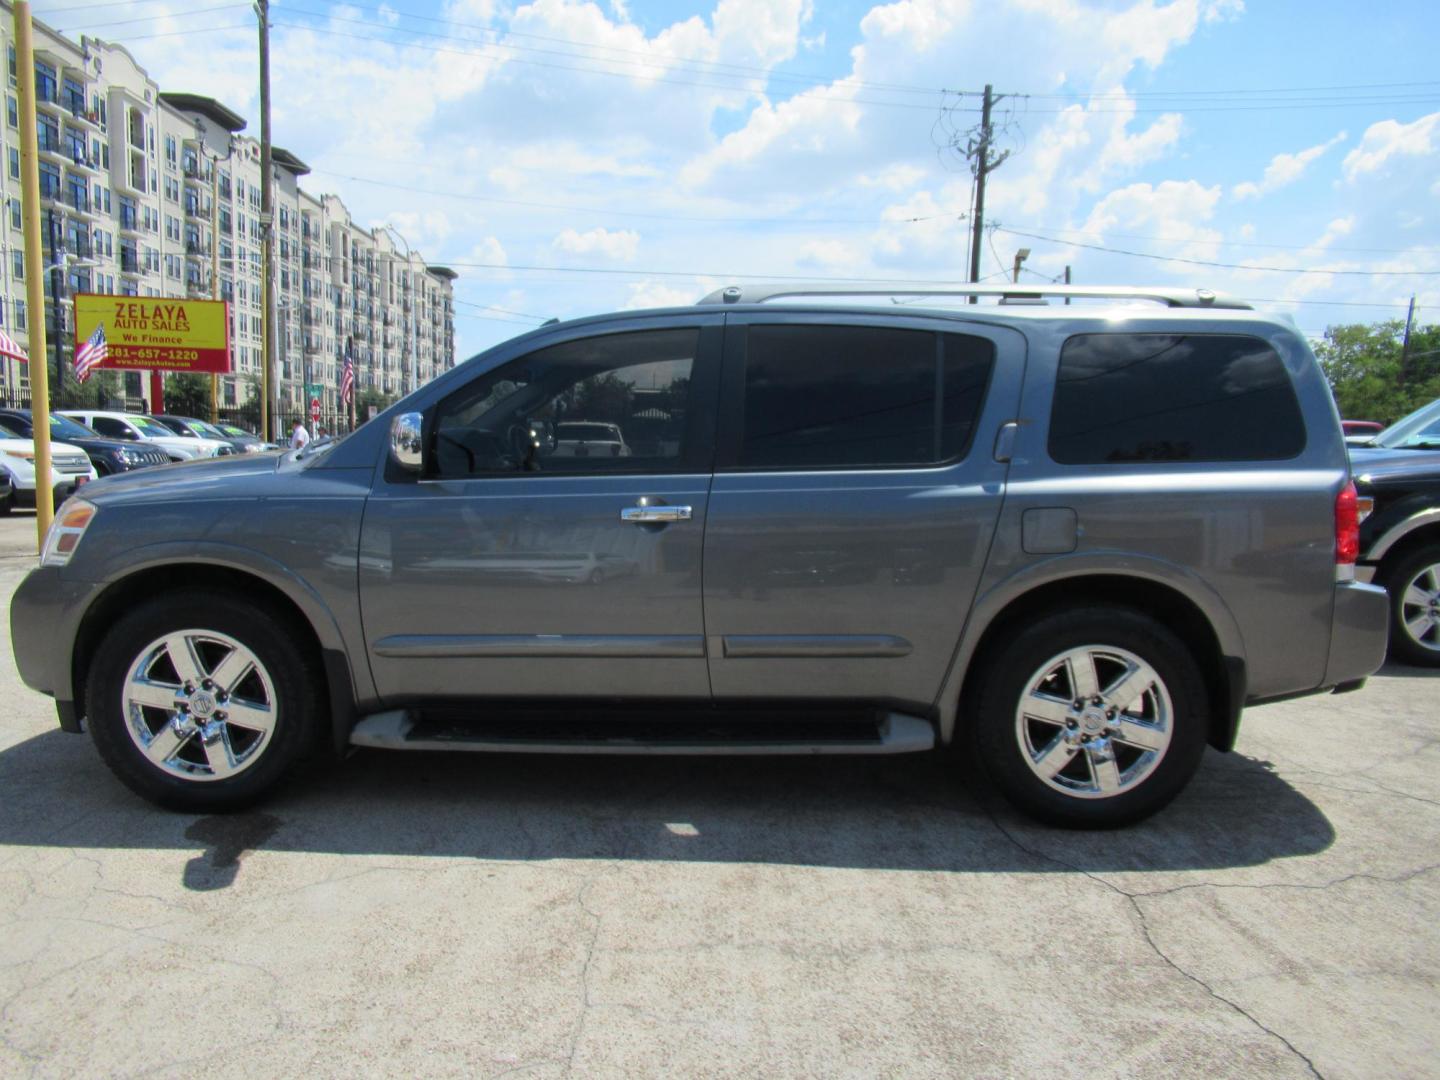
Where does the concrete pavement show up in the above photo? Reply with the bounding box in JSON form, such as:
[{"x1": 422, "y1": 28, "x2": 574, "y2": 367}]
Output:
[{"x1": 0, "y1": 512, "x2": 1436, "y2": 1078}]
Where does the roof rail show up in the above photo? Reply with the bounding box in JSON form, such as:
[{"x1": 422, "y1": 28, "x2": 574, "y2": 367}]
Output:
[{"x1": 696, "y1": 284, "x2": 1252, "y2": 310}]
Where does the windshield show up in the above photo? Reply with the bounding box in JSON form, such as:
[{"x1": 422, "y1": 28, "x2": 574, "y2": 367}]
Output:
[
  {"x1": 1375, "y1": 398, "x2": 1440, "y2": 449},
  {"x1": 131, "y1": 416, "x2": 173, "y2": 437},
  {"x1": 50, "y1": 414, "x2": 98, "y2": 440},
  {"x1": 220, "y1": 425, "x2": 254, "y2": 439}
]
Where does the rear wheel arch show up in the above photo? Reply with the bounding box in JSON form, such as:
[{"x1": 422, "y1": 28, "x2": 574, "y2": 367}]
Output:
[{"x1": 953, "y1": 573, "x2": 1240, "y2": 752}]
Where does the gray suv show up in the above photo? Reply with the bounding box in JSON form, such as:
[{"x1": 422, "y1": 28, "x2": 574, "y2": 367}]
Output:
[{"x1": 10, "y1": 285, "x2": 1389, "y2": 826}]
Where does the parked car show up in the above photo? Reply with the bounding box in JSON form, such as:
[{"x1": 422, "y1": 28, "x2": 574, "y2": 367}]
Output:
[
  {"x1": 214, "y1": 423, "x2": 277, "y2": 453},
  {"x1": 0, "y1": 409, "x2": 172, "y2": 476},
  {"x1": 57, "y1": 410, "x2": 229, "y2": 461},
  {"x1": 12, "y1": 285, "x2": 1389, "y2": 827},
  {"x1": 1342, "y1": 419, "x2": 1384, "y2": 444},
  {"x1": 0, "y1": 433, "x2": 97, "y2": 511},
  {"x1": 150, "y1": 414, "x2": 248, "y2": 454},
  {"x1": 552, "y1": 420, "x2": 630, "y2": 458},
  {"x1": 1346, "y1": 396, "x2": 1440, "y2": 451}
]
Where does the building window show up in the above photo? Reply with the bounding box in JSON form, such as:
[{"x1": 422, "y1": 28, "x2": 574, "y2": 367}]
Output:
[
  {"x1": 5, "y1": 95, "x2": 15, "y2": 127},
  {"x1": 11, "y1": 249, "x2": 23, "y2": 280},
  {"x1": 8, "y1": 198, "x2": 18, "y2": 230},
  {"x1": 8, "y1": 147, "x2": 18, "y2": 180},
  {"x1": 14, "y1": 299, "x2": 25, "y2": 330}
]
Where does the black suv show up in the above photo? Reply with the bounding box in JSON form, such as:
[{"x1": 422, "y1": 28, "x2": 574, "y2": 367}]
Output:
[{"x1": 0, "y1": 409, "x2": 172, "y2": 476}]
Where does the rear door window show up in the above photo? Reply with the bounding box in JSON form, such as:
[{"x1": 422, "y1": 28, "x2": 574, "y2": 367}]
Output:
[
  {"x1": 1048, "y1": 333, "x2": 1306, "y2": 464},
  {"x1": 734, "y1": 325, "x2": 995, "y2": 469}
]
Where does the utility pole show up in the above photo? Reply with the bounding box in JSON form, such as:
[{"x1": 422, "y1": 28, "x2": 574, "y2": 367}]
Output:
[
  {"x1": 965, "y1": 84, "x2": 1011, "y2": 303},
  {"x1": 210, "y1": 145, "x2": 220, "y2": 423},
  {"x1": 14, "y1": 1, "x2": 55, "y2": 542},
  {"x1": 1064, "y1": 265, "x2": 1071, "y2": 305},
  {"x1": 47, "y1": 209, "x2": 64, "y2": 406},
  {"x1": 1399, "y1": 294, "x2": 1417, "y2": 387},
  {"x1": 257, "y1": 0, "x2": 275, "y2": 443}
]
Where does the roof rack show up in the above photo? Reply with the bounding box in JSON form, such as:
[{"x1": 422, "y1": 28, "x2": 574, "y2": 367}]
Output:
[{"x1": 696, "y1": 284, "x2": 1252, "y2": 310}]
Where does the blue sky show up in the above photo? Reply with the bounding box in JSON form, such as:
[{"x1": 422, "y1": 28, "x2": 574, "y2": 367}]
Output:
[{"x1": 42, "y1": 0, "x2": 1440, "y2": 355}]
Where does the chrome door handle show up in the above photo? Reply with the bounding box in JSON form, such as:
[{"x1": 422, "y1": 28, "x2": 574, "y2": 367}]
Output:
[{"x1": 621, "y1": 505, "x2": 692, "y2": 524}]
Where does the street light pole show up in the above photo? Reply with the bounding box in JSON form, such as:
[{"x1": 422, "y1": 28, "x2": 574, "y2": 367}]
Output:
[
  {"x1": 255, "y1": 0, "x2": 274, "y2": 442},
  {"x1": 13, "y1": 0, "x2": 55, "y2": 543}
]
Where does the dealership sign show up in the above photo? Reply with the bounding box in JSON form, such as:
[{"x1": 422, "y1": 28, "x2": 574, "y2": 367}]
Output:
[{"x1": 73, "y1": 294, "x2": 231, "y2": 374}]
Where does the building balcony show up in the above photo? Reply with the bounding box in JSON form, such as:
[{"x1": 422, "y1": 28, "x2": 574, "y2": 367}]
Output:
[
  {"x1": 119, "y1": 253, "x2": 141, "y2": 275},
  {"x1": 54, "y1": 190, "x2": 99, "y2": 220},
  {"x1": 37, "y1": 136, "x2": 67, "y2": 164},
  {"x1": 67, "y1": 149, "x2": 103, "y2": 175}
]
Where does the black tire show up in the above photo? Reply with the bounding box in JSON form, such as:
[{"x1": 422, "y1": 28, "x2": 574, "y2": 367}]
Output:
[
  {"x1": 86, "y1": 590, "x2": 322, "y2": 811},
  {"x1": 971, "y1": 606, "x2": 1210, "y2": 828},
  {"x1": 1380, "y1": 544, "x2": 1440, "y2": 667},
  {"x1": 0, "y1": 491, "x2": 10, "y2": 515}
]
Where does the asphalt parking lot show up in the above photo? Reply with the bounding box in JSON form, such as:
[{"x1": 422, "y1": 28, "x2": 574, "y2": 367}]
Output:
[{"x1": 0, "y1": 512, "x2": 1436, "y2": 1079}]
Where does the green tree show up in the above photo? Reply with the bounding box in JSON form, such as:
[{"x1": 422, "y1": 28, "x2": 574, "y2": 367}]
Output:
[
  {"x1": 1315, "y1": 319, "x2": 1440, "y2": 424},
  {"x1": 162, "y1": 373, "x2": 212, "y2": 418}
]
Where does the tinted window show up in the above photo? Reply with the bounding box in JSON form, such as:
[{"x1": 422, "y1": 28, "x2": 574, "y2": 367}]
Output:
[
  {"x1": 1049, "y1": 334, "x2": 1305, "y2": 464},
  {"x1": 432, "y1": 328, "x2": 697, "y2": 477},
  {"x1": 90, "y1": 417, "x2": 132, "y2": 439},
  {"x1": 739, "y1": 325, "x2": 994, "y2": 469}
]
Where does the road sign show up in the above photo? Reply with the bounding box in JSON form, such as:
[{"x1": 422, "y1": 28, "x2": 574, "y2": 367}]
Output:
[
  {"x1": 72, "y1": 295, "x2": 230, "y2": 373},
  {"x1": 310, "y1": 396, "x2": 321, "y2": 424}
]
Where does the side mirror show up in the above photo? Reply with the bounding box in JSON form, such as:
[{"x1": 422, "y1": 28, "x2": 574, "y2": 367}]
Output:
[{"x1": 389, "y1": 412, "x2": 423, "y2": 472}]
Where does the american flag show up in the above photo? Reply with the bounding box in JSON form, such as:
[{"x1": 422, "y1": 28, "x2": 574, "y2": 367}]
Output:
[
  {"x1": 0, "y1": 305, "x2": 23, "y2": 363},
  {"x1": 340, "y1": 341, "x2": 354, "y2": 404},
  {"x1": 74, "y1": 323, "x2": 107, "y2": 382}
]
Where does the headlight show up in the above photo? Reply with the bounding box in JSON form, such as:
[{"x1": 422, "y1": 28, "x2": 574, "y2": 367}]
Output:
[
  {"x1": 110, "y1": 448, "x2": 142, "y2": 464},
  {"x1": 40, "y1": 499, "x2": 96, "y2": 567}
]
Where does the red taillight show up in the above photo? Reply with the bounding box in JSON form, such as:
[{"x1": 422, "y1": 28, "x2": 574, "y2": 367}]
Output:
[{"x1": 1336, "y1": 482, "x2": 1360, "y2": 565}]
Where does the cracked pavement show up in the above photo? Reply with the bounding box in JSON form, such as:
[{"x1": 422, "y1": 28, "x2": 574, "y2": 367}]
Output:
[{"x1": 0, "y1": 516, "x2": 1437, "y2": 1078}]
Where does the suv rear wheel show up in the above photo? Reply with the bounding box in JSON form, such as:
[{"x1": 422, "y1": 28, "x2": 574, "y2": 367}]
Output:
[
  {"x1": 1381, "y1": 544, "x2": 1440, "y2": 667},
  {"x1": 973, "y1": 607, "x2": 1209, "y2": 827},
  {"x1": 86, "y1": 591, "x2": 320, "y2": 811}
]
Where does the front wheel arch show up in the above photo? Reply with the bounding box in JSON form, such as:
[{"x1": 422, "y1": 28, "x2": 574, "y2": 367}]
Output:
[{"x1": 71, "y1": 564, "x2": 348, "y2": 752}]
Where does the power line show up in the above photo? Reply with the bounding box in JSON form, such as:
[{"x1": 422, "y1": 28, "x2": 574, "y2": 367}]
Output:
[
  {"x1": 47, "y1": 4, "x2": 251, "y2": 33},
  {"x1": 306, "y1": 168, "x2": 960, "y2": 226},
  {"x1": 993, "y1": 225, "x2": 1440, "y2": 277}
]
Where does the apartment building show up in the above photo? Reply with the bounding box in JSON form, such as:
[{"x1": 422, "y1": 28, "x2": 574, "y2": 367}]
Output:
[{"x1": 0, "y1": 6, "x2": 456, "y2": 419}]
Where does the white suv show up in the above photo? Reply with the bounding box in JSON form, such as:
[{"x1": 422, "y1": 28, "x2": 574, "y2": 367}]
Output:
[
  {"x1": 0, "y1": 435, "x2": 97, "y2": 511},
  {"x1": 59, "y1": 411, "x2": 229, "y2": 461}
]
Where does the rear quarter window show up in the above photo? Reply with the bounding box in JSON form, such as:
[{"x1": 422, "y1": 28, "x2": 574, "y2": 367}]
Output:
[{"x1": 1048, "y1": 333, "x2": 1306, "y2": 464}]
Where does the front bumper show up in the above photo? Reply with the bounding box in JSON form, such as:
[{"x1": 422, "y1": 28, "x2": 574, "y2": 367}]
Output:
[
  {"x1": 1323, "y1": 580, "x2": 1390, "y2": 688},
  {"x1": 11, "y1": 565, "x2": 95, "y2": 728},
  {"x1": 13, "y1": 477, "x2": 92, "y2": 508}
]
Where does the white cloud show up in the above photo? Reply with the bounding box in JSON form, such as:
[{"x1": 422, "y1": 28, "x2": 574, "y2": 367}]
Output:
[
  {"x1": 552, "y1": 227, "x2": 641, "y2": 260},
  {"x1": 1233, "y1": 132, "x2": 1346, "y2": 200},
  {"x1": 622, "y1": 281, "x2": 706, "y2": 309},
  {"x1": 1342, "y1": 112, "x2": 1440, "y2": 182}
]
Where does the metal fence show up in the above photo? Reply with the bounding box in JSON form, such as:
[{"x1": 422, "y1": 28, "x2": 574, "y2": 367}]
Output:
[{"x1": 0, "y1": 387, "x2": 367, "y2": 442}]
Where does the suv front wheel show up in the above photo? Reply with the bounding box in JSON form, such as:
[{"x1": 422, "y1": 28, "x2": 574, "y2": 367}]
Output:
[
  {"x1": 86, "y1": 591, "x2": 320, "y2": 811},
  {"x1": 973, "y1": 607, "x2": 1209, "y2": 827}
]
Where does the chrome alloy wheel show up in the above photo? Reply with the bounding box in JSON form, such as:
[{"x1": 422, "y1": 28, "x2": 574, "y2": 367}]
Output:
[
  {"x1": 1399, "y1": 562, "x2": 1440, "y2": 655},
  {"x1": 1014, "y1": 645, "x2": 1173, "y2": 800},
  {"x1": 121, "y1": 630, "x2": 278, "y2": 781}
]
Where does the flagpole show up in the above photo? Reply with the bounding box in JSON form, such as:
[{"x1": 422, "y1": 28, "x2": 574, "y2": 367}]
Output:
[{"x1": 13, "y1": 2, "x2": 55, "y2": 544}]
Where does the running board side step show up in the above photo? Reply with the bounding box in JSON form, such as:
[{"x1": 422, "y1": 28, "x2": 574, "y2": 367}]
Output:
[{"x1": 349, "y1": 709, "x2": 935, "y2": 756}]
